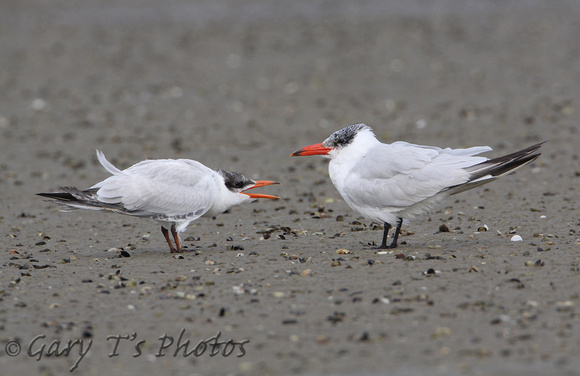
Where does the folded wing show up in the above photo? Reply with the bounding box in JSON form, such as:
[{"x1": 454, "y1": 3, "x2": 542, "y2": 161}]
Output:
[
  {"x1": 344, "y1": 142, "x2": 492, "y2": 208},
  {"x1": 91, "y1": 158, "x2": 218, "y2": 221}
]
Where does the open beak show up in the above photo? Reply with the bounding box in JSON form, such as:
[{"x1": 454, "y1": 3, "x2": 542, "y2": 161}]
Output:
[
  {"x1": 290, "y1": 143, "x2": 332, "y2": 156},
  {"x1": 242, "y1": 180, "x2": 281, "y2": 199}
]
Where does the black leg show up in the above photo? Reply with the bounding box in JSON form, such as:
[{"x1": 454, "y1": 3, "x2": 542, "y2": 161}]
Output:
[
  {"x1": 161, "y1": 226, "x2": 176, "y2": 253},
  {"x1": 376, "y1": 222, "x2": 391, "y2": 249},
  {"x1": 388, "y1": 218, "x2": 403, "y2": 249}
]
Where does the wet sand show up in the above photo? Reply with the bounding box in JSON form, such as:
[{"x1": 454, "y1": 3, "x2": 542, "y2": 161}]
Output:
[{"x1": 1, "y1": 1, "x2": 579, "y2": 375}]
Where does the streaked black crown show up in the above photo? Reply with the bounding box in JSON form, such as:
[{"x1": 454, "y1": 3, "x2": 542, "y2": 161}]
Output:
[{"x1": 323, "y1": 123, "x2": 371, "y2": 148}]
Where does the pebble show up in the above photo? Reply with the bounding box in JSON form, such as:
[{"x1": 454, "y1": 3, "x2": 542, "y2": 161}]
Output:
[
  {"x1": 431, "y1": 327, "x2": 451, "y2": 339},
  {"x1": 316, "y1": 335, "x2": 330, "y2": 345},
  {"x1": 232, "y1": 285, "x2": 244, "y2": 295},
  {"x1": 525, "y1": 260, "x2": 544, "y2": 267},
  {"x1": 556, "y1": 301, "x2": 574, "y2": 312},
  {"x1": 300, "y1": 269, "x2": 312, "y2": 277},
  {"x1": 335, "y1": 249, "x2": 351, "y2": 254}
]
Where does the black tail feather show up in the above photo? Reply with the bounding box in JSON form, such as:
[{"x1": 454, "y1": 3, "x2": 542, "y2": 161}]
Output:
[
  {"x1": 36, "y1": 192, "x2": 77, "y2": 201},
  {"x1": 467, "y1": 141, "x2": 545, "y2": 182},
  {"x1": 445, "y1": 141, "x2": 545, "y2": 196}
]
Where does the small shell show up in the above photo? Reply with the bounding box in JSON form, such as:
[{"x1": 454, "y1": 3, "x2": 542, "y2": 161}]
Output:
[
  {"x1": 510, "y1": 235, "x2": 523, "y2": 242},
  {"x1": 300, "y1": 269, "x2": 312, "y2": 277}
]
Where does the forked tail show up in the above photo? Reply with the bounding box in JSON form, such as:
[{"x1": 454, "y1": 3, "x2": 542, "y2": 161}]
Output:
[{"x1": 447, "y1": 141, "x2": 546, "y2": 195}]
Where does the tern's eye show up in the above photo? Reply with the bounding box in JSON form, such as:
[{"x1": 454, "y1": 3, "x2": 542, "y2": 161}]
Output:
[{"x1": 233, "y1": 181, "x2": 244, "y2": 189}]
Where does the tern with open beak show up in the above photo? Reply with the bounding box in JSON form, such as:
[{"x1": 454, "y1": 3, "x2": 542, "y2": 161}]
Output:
[
  {"x1": 291, "y1": 123, "x2": 544, "y2": 249},
  {"x1": 38, "y1": 151, "x2": 280, "y2": 253}
]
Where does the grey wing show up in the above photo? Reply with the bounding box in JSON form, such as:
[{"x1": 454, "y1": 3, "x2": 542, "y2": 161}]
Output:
[
  {"x1": 91, "y1": 159, "x2": 218, "y2": 221},
  {"x1": 344, "y1": 143, "x2": 491, "y2": 208}
]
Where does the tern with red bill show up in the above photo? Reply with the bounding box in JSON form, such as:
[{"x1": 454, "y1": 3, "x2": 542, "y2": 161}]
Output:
[
  {"x1": 291, "y1": 123, "x2": 544, "y2": 249},
  {"x1": 38, "y1": 151, "x2": 280, "y2": 253}
]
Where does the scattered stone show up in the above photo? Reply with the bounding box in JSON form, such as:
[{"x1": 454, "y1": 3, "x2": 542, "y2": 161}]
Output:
[
  {"x1": 556, "y1": 301, "x2": 574, "y2": 312},
  {"x1": 431, "y1": 327, "x2": 451, "y2": 339},
  {"x1": 300, "y1": 269, "x2": 312, "y2": 277},
  {"x1": 32, "y1": 264, "x2": 52, "y2": 269},
  {"x1": 316, "y1": 335, "x2": 330, "y2": 345},
  {"x1": 327, "y1": 311, "x2": 346, "y2": 324},
  {"x1": 357, "y1": 332, "x2": 370, "y2": 342}
]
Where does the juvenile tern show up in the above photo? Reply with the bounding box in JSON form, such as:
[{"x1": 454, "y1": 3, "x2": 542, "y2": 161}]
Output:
[
  {"x1": 38, "y1": 151, "x2": 280, "y2": 253},
  {"x1": 291, "y1": 123, "x2": 544, "y2": 249}
]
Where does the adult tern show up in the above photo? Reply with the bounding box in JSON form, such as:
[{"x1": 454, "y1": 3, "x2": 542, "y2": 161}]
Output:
[{"x1": 291, "y1": 123, "x2": 544, "y2": 249}]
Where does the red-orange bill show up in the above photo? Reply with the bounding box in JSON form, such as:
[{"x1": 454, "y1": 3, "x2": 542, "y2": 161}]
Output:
[
  {"x1": 242, "y1": 180, "x2": 281, "y2": 199},
  {"x1": 290, "y1": 143, "x2": 332, "y2": 156}
]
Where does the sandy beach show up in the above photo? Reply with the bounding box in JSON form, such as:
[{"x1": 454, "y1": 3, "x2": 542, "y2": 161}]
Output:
[{"x1": 1, "y1": 1, "x2": 579, "y2": 375}]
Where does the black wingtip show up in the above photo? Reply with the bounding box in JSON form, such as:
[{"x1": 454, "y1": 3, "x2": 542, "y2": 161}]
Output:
[{"x1": 36, "y1": 192, "x2": 76, "y2": 201}]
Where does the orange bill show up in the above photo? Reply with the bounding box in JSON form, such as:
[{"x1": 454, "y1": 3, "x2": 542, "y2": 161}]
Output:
[
  {"x1": 242, "y1": 180, "x2": 281, "y2": 199},
  {"x1": 290, "y1": 143, "x2": 332, "y2": 156}
]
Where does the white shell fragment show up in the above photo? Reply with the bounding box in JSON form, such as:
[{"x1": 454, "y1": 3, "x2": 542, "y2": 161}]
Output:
[{"x1": 510, "y1": 235, "x2": 523, "y2": 242}]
